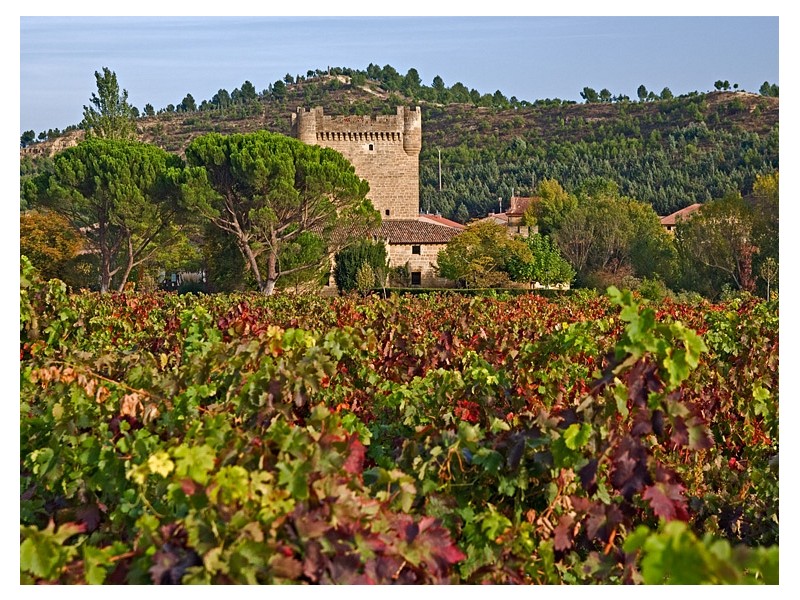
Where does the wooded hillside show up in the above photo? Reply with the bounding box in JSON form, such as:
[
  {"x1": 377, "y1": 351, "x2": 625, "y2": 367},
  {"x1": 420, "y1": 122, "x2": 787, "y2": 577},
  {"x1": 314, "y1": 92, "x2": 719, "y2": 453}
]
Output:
[{"x1": 21, "y1": 70, "x2": 779, "y2": 220}]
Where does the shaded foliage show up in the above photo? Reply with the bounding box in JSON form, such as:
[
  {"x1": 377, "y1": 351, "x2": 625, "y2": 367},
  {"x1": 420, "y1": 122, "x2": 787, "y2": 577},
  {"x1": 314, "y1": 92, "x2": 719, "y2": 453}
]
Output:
[
  {"x1": 506, "y1": 233, "x2": 575, "y2": 288},
  {"x1": 26, "y1": 138, "x2": 193, "y2": 292},
  {"x1": 675, "y1": 193, "x2": 761, "y2": 298},
  {"x1": 333, "y1": 239, "x2": 388, "y2": 294}
]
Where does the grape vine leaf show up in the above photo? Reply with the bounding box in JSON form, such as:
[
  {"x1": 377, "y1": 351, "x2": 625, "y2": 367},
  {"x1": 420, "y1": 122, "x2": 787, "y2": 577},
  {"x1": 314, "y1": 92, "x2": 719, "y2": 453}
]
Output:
[
  {"x1": 553, "y1": 514, "x2": 574, "y2": 551},
  {"x1": 610, "y1": 436, "x2": 650, "y2": 499},
  {"x1": 343, "y1": 436, "x2": 366, "y2": 475},
  {"x1": 578, "y1": 458, "x2": 598, "y2": 495},
  {"x1": 642, "y1": 483, "x2": 689, "y2": 521}
]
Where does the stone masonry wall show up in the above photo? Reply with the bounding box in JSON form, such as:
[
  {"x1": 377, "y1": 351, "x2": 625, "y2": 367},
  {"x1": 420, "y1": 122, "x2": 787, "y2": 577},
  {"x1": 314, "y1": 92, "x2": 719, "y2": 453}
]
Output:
[
  {"x1": 291, "y1": 106, "x2": 421, "y2": 219},
  {"x1": 388, "y1": 243, "x2": 455, "y2": 288}
]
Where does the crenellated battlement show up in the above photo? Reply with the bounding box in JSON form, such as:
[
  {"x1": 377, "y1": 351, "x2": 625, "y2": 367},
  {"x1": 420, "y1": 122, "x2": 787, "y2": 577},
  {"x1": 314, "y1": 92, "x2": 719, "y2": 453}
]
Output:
[
  {"x1": 314, "y1": 130, "x2": 404, "y2": 143},
  {"x1": 291, "y1": 106, "x2": 422, "y2": 219}
]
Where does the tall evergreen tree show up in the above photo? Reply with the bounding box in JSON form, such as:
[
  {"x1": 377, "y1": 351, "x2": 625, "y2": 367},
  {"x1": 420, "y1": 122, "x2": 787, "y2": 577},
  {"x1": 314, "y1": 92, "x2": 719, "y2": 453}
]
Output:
[
  {"x1": 81, "y1": 67, "x2": 137, "y2": 140},
  {"x1": 179, "y1": 93, "x2": 197, "y2": 112}
]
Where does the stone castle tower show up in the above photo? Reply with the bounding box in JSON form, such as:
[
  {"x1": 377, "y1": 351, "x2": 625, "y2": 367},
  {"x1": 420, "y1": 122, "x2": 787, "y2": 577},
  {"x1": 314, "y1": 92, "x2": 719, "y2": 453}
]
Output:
[{"x1": 291, "y1": 106, "x2": 421, "y2": 219}]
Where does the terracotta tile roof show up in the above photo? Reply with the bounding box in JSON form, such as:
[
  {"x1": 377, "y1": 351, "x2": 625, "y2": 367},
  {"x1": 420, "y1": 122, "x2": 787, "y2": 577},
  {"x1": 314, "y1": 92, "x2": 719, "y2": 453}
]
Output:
[
  {"x1": 325, "y1": 220, "x2": 374, "y2": 247},
  {"x1": 477, "y1": 213, "x2": 509, "y2": 225},
  {"x1": 326, "y1": 217, "x2": 463, "y2": 246},
  {"x1": 378, "y1": 219, "x2": 462, "y2": 244},
  {"x1": 417, "y1": 213, "x2": 466, "y2": 229},
  {"x1": 507, "y1": 196, "x2": 539, "y2": 217},
  {"x1": 477, "y1": 197, "x2": 539, "y2": 223},
  {"x1": 660, "y1": 203, "x2": 703, "y2": 226}
]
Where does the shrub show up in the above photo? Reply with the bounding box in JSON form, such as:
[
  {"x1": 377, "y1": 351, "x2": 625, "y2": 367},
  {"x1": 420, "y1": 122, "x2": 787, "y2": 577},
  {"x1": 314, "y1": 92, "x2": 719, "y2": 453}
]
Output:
[
  {"x1": 333, "y1": 240, "x2": 388, "y2": 293},
  {"x1": 637, "y1": 277, "x2": 669, "y2": 302}
]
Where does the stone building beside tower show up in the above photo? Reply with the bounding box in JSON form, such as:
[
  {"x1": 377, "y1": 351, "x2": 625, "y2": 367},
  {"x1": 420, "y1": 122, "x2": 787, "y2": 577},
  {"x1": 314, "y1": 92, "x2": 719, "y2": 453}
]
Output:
[{"x1": 291, "y1": 106, "x2": 463, "y2": 289}]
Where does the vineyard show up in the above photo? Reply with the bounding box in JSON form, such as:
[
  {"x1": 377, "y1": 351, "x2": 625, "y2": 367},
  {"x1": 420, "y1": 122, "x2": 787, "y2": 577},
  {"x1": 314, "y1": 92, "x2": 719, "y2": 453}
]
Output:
[{"x1": 20, "y1": 257, "x2": 778, "y2": 584}]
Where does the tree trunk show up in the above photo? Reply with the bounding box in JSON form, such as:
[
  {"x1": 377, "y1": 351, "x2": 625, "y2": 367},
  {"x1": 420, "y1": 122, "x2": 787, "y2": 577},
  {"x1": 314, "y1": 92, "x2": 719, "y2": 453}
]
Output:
[
  {"x1": 263, "y1": 236, "x2": 279, "y2": 295},
  {"x1": 117, "y1": 233, "x2": 135, "y2": 292},
  {"x1": 99, "y1": 223, "x2": 112, "y2": 293},
  {"x1": 238, "y1": 236, "x2": 265, "y2": 292},
  {"x1": 100, "y1": 255, "x2": 111, "y2": 292}
]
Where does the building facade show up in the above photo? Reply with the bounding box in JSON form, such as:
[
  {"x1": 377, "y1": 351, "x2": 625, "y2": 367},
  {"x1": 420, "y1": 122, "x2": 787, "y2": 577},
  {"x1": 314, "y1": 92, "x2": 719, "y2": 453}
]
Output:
[
  {"x1": 292, "y1": 106, "x2": 465, "y2": 290},
  {"x1": 379, "y1": 219, "x2": 462, "y2": 288},
  {"x1": 291, "y1": 106, "x2": 422, "y2": 220}
]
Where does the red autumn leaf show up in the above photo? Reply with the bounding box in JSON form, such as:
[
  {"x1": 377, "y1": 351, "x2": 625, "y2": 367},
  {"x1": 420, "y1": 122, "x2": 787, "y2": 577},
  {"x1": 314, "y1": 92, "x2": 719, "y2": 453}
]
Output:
[
  {"x1": 631, "y1": 408, "x2": 654, "y2": 437},
  {"x1": 642, "y1": 482, "x2": 689, "y2": 522},
  {"x1": 342, "y1": 437, "x2": 366, "y2": 475},
  {"x1": 626, "y1": 359, "x2": 661, "y2": 408},
  {"x1": 414, "y1": 516, "x2": 467, "y2": 566},
  {"x1": 670, "y1": 415, "x2": 689, "y2": 447},
  {"x1": 686, "y1": 417, "x2": 714, "y2": 451},
  {"x1": 611, "y1": 436, "x2": 650, "y2": 499},
  {"x1": 269, "y1": 554, "x2": 304, "y2": 579},
  {"x1": 73, "y1": 504, "x2": 102, "y2": 533},
  {"x1": 180, "y1": 478, "x2": 199, "y2": 496},
  {"x1": 436, "y1": 542, "x2": 467, "y2": 566},
  {"x1": 553, "y1": 514, "x2": 574, "y2": 551},
  {"x1": 584, "y1": 504, "x2": 607, "y2": 541},
  {"x1": 570, "y1": 495, "x2": 591, "y2": 512}
]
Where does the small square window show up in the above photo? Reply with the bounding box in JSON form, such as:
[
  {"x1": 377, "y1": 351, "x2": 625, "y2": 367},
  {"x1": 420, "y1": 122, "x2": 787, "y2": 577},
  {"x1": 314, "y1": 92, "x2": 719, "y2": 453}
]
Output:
[
  {"x1": 411, "y1": 272, "x2": 422, "y2": 286},
  {"x1": 385, "y1": 209, "x2": 391, "y2": 216},
  {"x1": 368, "y1": 144, "x2": 374, "y2": 151},
  {"x1": 411, "y1": 245, "x2": 421, "y2": 255}
]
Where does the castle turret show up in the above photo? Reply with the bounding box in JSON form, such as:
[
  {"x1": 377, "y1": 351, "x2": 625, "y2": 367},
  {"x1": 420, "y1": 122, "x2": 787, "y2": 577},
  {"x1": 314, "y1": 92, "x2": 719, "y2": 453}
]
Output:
[
  {"x1": 290, "y1": 106, "x2": 319, "y2": 144},
  {"x1": 401, "y1": 106, "x2": 422, "y2": 157}
]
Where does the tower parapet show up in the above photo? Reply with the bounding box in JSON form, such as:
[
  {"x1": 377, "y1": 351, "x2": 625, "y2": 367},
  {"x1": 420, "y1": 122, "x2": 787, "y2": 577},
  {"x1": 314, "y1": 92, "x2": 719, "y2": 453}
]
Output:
[{"x1": 291, "y1": 106, "x2": 421, "y2": 220}]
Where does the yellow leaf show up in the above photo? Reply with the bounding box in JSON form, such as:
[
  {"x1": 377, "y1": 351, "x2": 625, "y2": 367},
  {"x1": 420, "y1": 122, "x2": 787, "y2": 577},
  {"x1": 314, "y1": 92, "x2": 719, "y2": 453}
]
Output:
[{"x1": 147, "y1": 451, "x2": 175, "y2": 478}]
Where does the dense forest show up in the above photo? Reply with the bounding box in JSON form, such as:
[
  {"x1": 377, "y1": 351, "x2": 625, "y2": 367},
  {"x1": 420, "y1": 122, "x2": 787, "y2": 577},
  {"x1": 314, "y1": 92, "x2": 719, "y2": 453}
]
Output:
[{"x1": 21, "y1": 64, "x2": 779, "y2": 221}]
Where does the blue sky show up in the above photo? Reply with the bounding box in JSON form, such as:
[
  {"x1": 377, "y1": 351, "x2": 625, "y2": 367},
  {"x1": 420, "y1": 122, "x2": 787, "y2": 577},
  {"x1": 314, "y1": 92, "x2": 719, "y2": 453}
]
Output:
[{"x1": 19, "y1": 15, "x2": 779, "y2": 136}]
